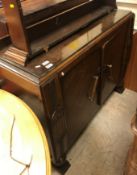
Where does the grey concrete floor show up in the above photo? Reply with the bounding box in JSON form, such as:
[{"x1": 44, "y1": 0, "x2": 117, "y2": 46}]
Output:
[{"x1": 52, "y1": 89, "x2": 137, "y2": 175}]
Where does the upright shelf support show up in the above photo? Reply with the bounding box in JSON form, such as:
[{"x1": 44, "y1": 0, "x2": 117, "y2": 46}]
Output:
[
  {"x1": 1, "y1": 0, "x2": 44, "y2": 66},
  {"x1": 2, "y1": 0, "x2": 30, "y2": 52}
]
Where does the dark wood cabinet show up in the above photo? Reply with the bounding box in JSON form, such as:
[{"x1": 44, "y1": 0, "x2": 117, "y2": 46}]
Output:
[{"x1": 0, "y1": 9, "x2": 134, "y2": 168}]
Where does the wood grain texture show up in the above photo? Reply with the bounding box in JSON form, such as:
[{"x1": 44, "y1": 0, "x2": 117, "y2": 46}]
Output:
[
  {"x1": 0, "y1": 89, "x2": 51, "y2": 175},
  {"x1": 125, "y1": 31, "x2": 137, "y2": 92},
  {"x1": 124, "y1": 112, "x2": 137, "y2": 175}
]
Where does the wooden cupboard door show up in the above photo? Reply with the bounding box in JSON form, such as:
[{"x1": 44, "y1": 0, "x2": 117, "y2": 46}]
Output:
[
  {"x1": 60, "y1": 49, "x2": 100, "y2": 146},
  {"x1": 100, "y1": 21, "x2": 130, "y2": 104}
]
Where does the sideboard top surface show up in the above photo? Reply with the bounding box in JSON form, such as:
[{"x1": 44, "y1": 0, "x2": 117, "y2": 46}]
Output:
[{"x1": 0, "y1": 9, "x2": 133, "y2": 84}]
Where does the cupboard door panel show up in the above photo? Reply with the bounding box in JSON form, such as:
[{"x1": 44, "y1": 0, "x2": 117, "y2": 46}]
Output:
[
  {"x1": 100, "y1": 22, "x2": 130, "y2": 104},
  {"x1": 60, "y1": 49, "x2": 100, "y2": 145}
]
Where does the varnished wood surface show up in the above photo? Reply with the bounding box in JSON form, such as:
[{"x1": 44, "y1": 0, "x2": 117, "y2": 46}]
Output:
[
  {"x1": 29, "y1": 6, "x2": 113, "y2": 47},
  {"x1": 100, "y1": 21, "x2": 129, "y2": 104},
  {"x1": 0, "y1": 0, "x2": 99, "y2": 25},
  {"x1": 0, "y1": 0, "x2": 114, "y2": 66},
  {"x1": 60, "y1": 48, "x2": 100, "y2": 146},
  {"x1": 2, "y1": 0, "x2": 30, "y2": 52},
  {"x1": 0, "y1": 0, "x2": 101, "y2": 41},
  {"x1": 125, "y1": 31, "x2": 137, "y2": 92},
  {"x1": 23, "y1": 0, "x2": 100, "y2": 27},
  {"x1": 0, "y1": 66, "x2": 41, "y2": 97},
  {"x1": 0, "y1": 8, "x2": 8, "y2": 39},
  {"x1": 1, "y1": 0, "x2": 116, "y2": 17},
  {"x1": 0, "y1": 89, "x2": 51, "y2": 175},
  {"x1": 0, "y1": 10, "x2": 133, "y2": 83},
  {"x1": 22, "y1": 0, "x2": 67, "y2": 14},
  {"x1": 0, "y1": 5, "x2": 112, "y2": 46}
]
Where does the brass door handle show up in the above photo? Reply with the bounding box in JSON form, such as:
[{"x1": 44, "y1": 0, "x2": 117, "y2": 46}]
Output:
[{"x1": 88, "y1": 76, "x2": 99, "y2": 102}]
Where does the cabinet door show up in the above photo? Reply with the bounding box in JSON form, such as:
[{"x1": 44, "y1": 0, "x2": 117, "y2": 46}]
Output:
[
  {"x1": 60, "y1": 49, "x2": 100, "y2": 146},
  {"x1": 100, "y1": 21, "x2": 131, "y2": 104}
]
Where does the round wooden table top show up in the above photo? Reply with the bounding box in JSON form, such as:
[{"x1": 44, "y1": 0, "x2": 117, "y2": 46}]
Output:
[{"x1": 0, "y1": 90, "x2": 51, "y2": 175}]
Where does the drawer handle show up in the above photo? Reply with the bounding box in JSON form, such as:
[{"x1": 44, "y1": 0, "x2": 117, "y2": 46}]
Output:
[{"x1": 88, "y1": 76, "x2": 99, "y2": 102}]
